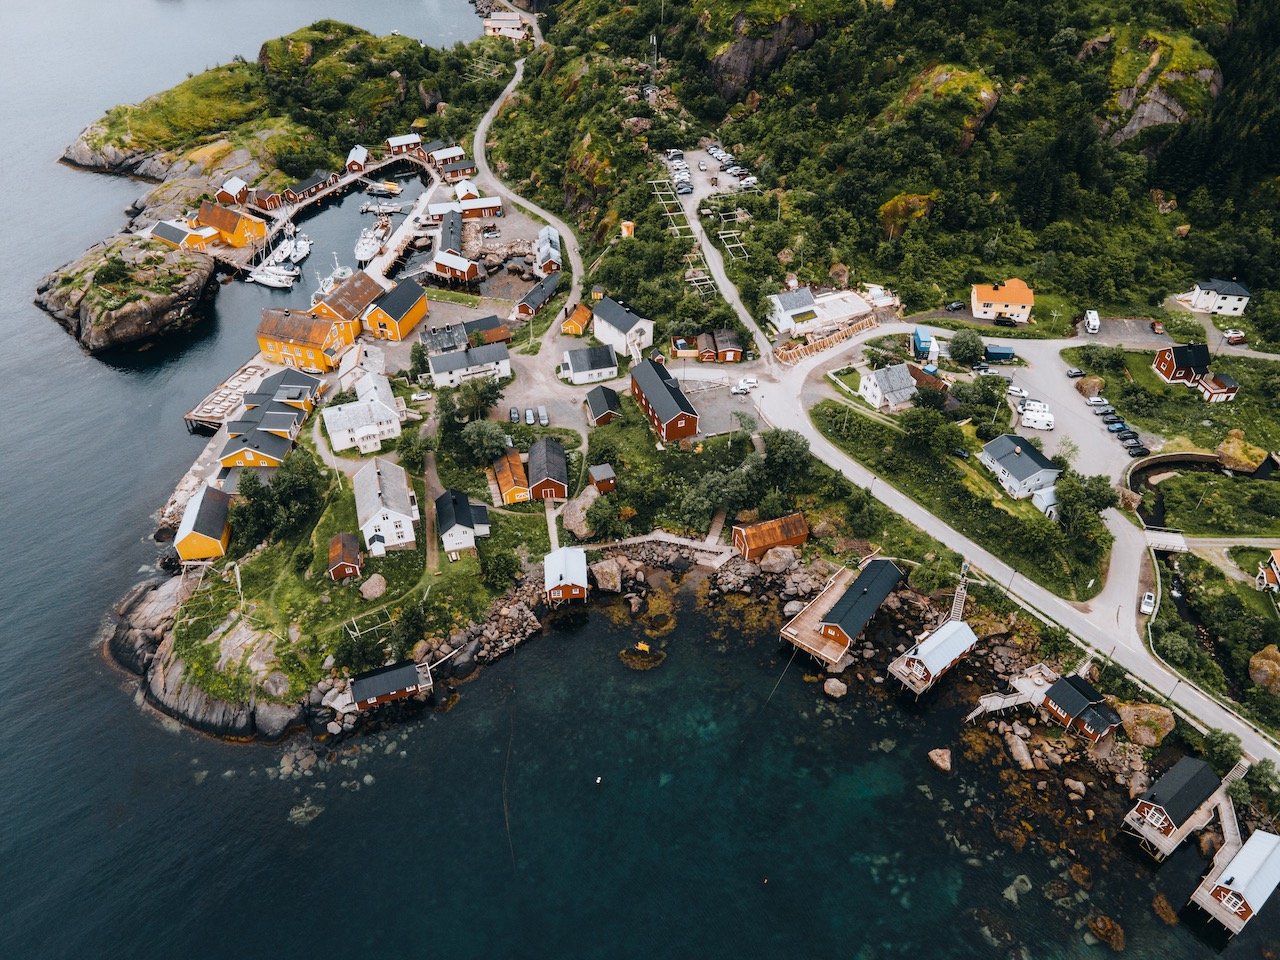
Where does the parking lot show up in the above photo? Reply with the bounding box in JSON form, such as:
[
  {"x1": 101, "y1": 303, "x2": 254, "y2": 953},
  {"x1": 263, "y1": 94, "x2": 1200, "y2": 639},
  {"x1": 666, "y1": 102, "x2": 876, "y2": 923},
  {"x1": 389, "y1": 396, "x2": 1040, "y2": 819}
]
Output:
[{"x1": 661, "y1": 146, "x2": 752, "y2": 211}]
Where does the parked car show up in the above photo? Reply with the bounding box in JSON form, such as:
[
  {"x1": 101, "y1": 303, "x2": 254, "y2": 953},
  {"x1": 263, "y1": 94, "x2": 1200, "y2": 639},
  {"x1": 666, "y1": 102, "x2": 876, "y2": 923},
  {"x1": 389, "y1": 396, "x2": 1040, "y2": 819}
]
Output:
[
  {"x1": 971, "y1": 362, "x2": 989, "y2": 372},
  {"x1": 1121, "y1": 437, "x2": 1143, "y2": 448},
  {"x1": 731, "y1": 385, "x2": 750, "y2": 395},
  {"x1": 727, "y1": 165, "x2": 746, "y2": 176},
  {"x1": 1006, "y1": 385, "x2": 1028, "y2": 398},
  {"x1": 1225, "y1": 328, "x2": 1247, "y2": 344},
  {"x1": 1140, "y1": 592, "x2": 1156, "y2": 615},
  {"x1": 1129, "y1": 446, "x2": 1151, "y2": 458},
  {"x1": 1065, "y1": 367, "x2": 1085, "y2": 378},
  {"x1": 1084, "y1": 396, "x2": 1109, "y2": 406},
  {"x1": 1150, "y1": 320, "x2": 1165, "y2": 334},
  {"x1": 1093, "y1": 405, "x2": 1116, "y2": 416},
  {"x1": 739, "y1": 177, "x2": 759, "y2": 189},
  {"x1": 509, "y1": 406, "x2": 520, "y2": 423},
  {"x1": 411, "y1": 391, "x2": 432, "y2": 402},
  {"x1": 1117, "y1": 429, "x2": 1139, "y2": 441},
  {"x1": 994, "y1": 317, "x2": 1018, "y2": 328},
  {"x1": 1101, "y1": 414, "x2": 1124, "y2": 424},
  {"x1": 538, "y1": 405, "x2": 549, "y2": 426},
  {"x1": 1106, "y1": 421, "x2": 1129, "y2": 433},
  {"x1": 952, "y1": 447, "x2": 970, "y2": 460},
  {"x1": 945, "y1": 300, "x2": 965, "y2": 311},
  {"x1": 698, "y1": 160, "x2": 707, "y2": 171},
  {"x1": 738, "y1": 377, "x2": 759, "y2": 388},
  {"x1": 676, "y1": 183, "x2": 693, "y2": 195},
  {"x1": 524, "y1": 407, "x2": 535, "y2": 425}
]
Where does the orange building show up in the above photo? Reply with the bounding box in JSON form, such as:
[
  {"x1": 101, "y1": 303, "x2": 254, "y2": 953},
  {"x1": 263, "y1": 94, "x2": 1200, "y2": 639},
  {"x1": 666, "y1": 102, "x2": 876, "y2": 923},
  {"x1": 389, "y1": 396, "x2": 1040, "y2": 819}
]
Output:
[
  {"x1": 311, "y1": 271, "x2": 385, "y2": 327},
  {"x1": 732, "y1": 512, "x2": 809, "y2": 562},
  {"x1": 193, "y1": 201, "x2": 267, "y2": 248},
  {"x1": 493, "y1": 447, "x2": 530, "y2": 504},
  {"x1": 257, "y1": 309, "x2": 360, "y2": 373},
  {"x1": 561, "y1": 303, "x2": 591, "y2": 336},
  {"x1": 363, "y1": 281, "x2": 429, "y2": 341}
]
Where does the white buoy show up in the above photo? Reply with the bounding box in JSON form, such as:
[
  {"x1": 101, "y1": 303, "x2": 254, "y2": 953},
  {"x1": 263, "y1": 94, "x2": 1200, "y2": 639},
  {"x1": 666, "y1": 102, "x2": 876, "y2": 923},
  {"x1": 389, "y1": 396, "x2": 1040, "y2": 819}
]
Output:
[{"x1": 595, "y1": 776, "x2": 602, "y2": 785}]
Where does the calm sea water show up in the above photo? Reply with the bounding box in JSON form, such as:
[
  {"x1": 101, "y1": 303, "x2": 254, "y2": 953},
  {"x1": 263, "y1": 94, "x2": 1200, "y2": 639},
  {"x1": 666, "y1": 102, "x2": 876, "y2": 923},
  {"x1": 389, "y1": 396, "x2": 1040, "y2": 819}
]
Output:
[{"x1": 0, "y1": 3, "x2": 1275, "y2": 957}]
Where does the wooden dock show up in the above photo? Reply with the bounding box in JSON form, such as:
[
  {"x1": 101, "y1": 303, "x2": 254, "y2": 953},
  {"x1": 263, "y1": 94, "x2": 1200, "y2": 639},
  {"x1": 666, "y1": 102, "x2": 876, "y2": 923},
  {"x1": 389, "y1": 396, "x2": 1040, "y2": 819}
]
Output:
[
  {"x1": 183, "y1": 361, "x2": 274, "y2": 432},
  {"x1": 964, "y1": 663, "x2": 1059, "y2": 723},
  {"x1": 779, "y1": 566, "x2": 858, "y2": 667},
  {"x1": 1189, "y1": 759, "x2": 1252, "y2": 934},
  {"x1": 365, "y1": 177, "x2": 441, "y2": 284}
]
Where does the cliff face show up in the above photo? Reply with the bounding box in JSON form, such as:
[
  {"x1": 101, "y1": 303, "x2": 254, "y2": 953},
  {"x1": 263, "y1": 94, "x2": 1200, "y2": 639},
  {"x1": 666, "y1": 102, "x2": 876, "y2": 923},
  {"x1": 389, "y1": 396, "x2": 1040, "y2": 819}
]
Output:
[
  {"x1": 62, "y1": 120, "x2": 176, "y2": 180},
  {"x1": 709, "y1": 12, "x2": 820, "y2": 102},
  {"x1": 35, "y1": 237, "x2": 215, "y2": 353}
]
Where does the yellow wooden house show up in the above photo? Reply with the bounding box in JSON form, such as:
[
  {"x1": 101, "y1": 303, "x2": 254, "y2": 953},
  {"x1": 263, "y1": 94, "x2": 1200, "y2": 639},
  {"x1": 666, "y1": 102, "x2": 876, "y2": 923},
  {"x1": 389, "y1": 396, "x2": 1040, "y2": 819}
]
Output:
[
  {"x1": 312, "y1": 271, "x2": 385, "y2": 327},
  {"x1": 174, "y1": 485, "x2": 232, "y2": 562},
  {"x1": 561, "y1": 303, "x2": 591, "y2": 336},
  {"x1": 151, "y1": 219, "x2": 218, "y2": 251},
  {"x1": 193, "y1": 200, "x2": 267, "y2": 248},
  {"x1": 257, "y1": 309, "x2": 360, "y2": 373},
  {"x1": 363, "y1": 280, "x2": 429, "y2": 341},
  {"x1": 493, "y1": 447, "x2": 531, "y2": 505}
]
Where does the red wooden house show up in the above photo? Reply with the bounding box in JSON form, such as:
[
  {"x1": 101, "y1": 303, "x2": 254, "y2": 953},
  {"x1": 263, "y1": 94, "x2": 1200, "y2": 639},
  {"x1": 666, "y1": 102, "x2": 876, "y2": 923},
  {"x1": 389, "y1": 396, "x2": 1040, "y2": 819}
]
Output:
[
  {"x1": 588, "y1": 463, "x2": 617, "y2": 493},
  {"x1": 630, "y1": 359, "x2": 698, "y2": 442},
  {"x1": 350, "y1": 661, "x2": 428, "y2": 711},
  {"x1": 527, "y1": 437, "x2": 568, "y2": 502},
  {"x1": 327, "y1": 532, "x2": 363, "y2": 581},
  {"x1": 543, "y1": 547, "x2": 590, "y2": 607},
  {"x1": 732, "y1": 512, "x2": 809, "y2": 562},
  {"x1": 1152, "y1": 343, "x2": 1210, "y2": 386},
  {"x1": 1041, "y1": 674, "x2": 1122, "y2": 742},
  {"x1": 1123, "y1": 756, "x2": 1220, "y2": 859},
  {"x1": 714, "y1": 329, "x2": 743, "y2": 363}
]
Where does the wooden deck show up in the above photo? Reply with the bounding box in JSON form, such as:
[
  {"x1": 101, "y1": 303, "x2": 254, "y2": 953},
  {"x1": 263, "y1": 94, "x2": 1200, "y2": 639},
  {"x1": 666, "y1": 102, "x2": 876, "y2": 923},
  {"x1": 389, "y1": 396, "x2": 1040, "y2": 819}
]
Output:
[
  {"x1": 964, "y1": 663, "x2": 1058, "y2": 723},
  {"x1": 1189, "y1": 760, "x2": 1251, "y2": 934},
  {"x1": 365, "y1": 179, "x2": 440, "y2": 283},
  {"x1": 779, "y1": 567, "x2": 857, "y2": 667},
  {"x1": 183, "y1": 361, "x2": 274, "y2": 431},
  {"x1": 1123, "y1": 789, "x2": 1222, "y2": 861}
]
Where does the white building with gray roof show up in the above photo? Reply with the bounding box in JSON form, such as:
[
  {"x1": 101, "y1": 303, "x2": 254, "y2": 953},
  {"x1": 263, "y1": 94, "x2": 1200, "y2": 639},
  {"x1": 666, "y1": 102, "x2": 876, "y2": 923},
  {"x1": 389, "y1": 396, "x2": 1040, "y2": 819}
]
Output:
[
  {"x1": 354, "y1": 457, "x2": 419, "y2": 556},
  {"x1": 427, "y1": 343, "x2": 511, "y2": 389},
  {"x1": 978, "y1": 434, "x2": 1062, "y2": 500},
  {"x1": 859, "y1": 362, "x2": 918, "y2": 412}
]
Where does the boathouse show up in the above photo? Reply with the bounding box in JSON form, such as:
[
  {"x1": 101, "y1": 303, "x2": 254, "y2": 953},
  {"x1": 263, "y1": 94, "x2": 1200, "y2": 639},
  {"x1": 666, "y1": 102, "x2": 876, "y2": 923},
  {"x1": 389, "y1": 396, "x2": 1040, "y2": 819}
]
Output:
[
  {"x1": 428, "y1": 144, "x2": 465, "y2": 167},
  {"x1": 327, "y1": 532, "x2": 363, "y2": 581},
  {"x1": 528, "y1": 437, "x2": 569, "y2": 502},
  {"x1": 283, "y1": 170, "x2": 338, "y2": 204},
  {"x1": 441, "y1": 159, "x2": 478, "y2": 184},
  {"x1": 386, "y1": 133, "x2": 424, "y2": 158},
  {"x1": 151, "y1": 219, "x2": 217, "y2": 251},
  {"x1": 248, "y1": 186, "x2": 282, "y2": 211},
  {"x1": 1124, "y1": 756, "x2": 1221, "y2": 860},
  {"x1": 257, "y1": 309, "x2": 358, "y2": 373},
  {"x1": 215, "y1": 176, "x2": 249, "y2": 205},
  {"x1": 427, "y1": 251, "x2": 481, "y2": 283},
  {"x1": 515, "y1": 273, "x2": 561, "y2": 320},
  {"x1": 1041, "y1": 675, "x2": 1122, "y2": 742},
  {"x1": 363, "y1": 280, "x2": 429, "y2": 341},
  {"x1": 536, "y1": 225, "x2": 562, "y2": 274},
  {"x1": 1194, "y1": 830, "x2": 1280, "y2": 933},
  {"x1": 588, "y1": 463, "x2": 616, "y2": 493},
  {"x1": 351, "y1": 661, "x2": 428, "y2": 711},
  {"x1": 438, "y1": 209, "x2": 464, "y2": 256},
  {"x1": 888, "y1": 619, "x2": 979, "y2": 695},
  {"x1": 193, "y1": 201, "x2": 267, "y2": 248},
  {"x1": 346, "y1": 144, "x2": 369, "y2": 173},
  {"x1": 732, "y1": 513, "x2": 809, "y2": 562},
  {"x1": 312, "y1": 270, "x2": 384, "y2": 327},
  {"x1": 780, "y1": 560, "x2": 903, "y2": 668},
  {"x1": 459, "y1": 195, "x2": 502, "y2": 219},
  {"x1": 173, "y1": 485, "x2": 232, "y2": 563},
  {"x1": 453, "y1": 179, "x2": 480, "y2": 202},
  {"x1": 543, "y1": 547, "x2": 590, "y2": 607},
  {"x1": 493, "y1": 447, "x2": 531, "y2": 505}
]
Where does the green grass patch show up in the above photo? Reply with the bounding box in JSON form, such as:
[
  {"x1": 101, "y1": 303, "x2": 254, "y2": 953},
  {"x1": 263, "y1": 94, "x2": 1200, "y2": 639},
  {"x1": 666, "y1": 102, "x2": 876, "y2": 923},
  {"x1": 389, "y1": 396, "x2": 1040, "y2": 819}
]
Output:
[
  {"x1": 425, "y1": 289, "x2": 484, "y2": 308},
  {"x1": 1157, "y1": 472, "x2": 1280, "y2": 536}
]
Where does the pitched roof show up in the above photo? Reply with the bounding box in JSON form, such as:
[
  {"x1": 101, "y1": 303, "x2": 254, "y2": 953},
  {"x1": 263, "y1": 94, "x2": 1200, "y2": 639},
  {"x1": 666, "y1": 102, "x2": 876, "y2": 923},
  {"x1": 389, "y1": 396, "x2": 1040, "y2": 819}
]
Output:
[
  {"x1": 904, "y1": 619, "x2": 979, "y2": 675},
  {"x1": 537, "y1": 225, "x2": 561, "y2": 250},
  {"x1": 291, "y1": 170, "x2": 333, "y2": 194},
  {"x1": 566, "y1": 344, "x2": 617, "y2": 375},
  {"x1": 544, "y1": 547, "x2": 589, "y2": 589},
  {"x1": 317, "y1": 270, "x2": 384, "y2": 322},
  {"x1": 1198, "y1": 278, "x2": 1251, "y2": 298},
  {"x1": 221, "y1": 175, "x2": 248, "y2": 194},
  {"x1": 321, "y1": 397, "x2": 397, "y2": 437},
  {"x1": 431, "y1": 251, "x2": 475, "y2": 274},
  {"x1": 196, "y1": 200, "x2": 263, "y2": 234},
  {"x1": 594, "y1": 297, "x2": 648, "y2": 334},
  {"x1": 981, "y1": 434, "x2": 1060, "y2": 482},
  {"x1": 734, "y1": 512, "x2": 809, "y2": 554},
  {"x1": 1140, "y1": 756, "x2": 1220, "y2": 826},
  {"x1": 820, "y1": 559, "x2": 903, "y2": 639},
  {"x1": 631, "y1": 359, "x2": 696, "y2": 425},
  {"x1": 428, "y1": 342, "x2": 510, "y2": 374},
  {"x1": 565, "y1": 303, "x2": 592, "y2": 330},
  {"x1": 527, "y1": 437, "x2": 568, "y2": 488},
  {"x1": 387, "y1": 133, "x2": 421, "y2": 148},
  {"x1": 463, "y1": 314, "x2": 509, "y2": 343},
  {"x1": 713, "y1": 329, "x2": 742, "y2": 352},
  {"x1": 353, "y1": 458, "x2": 415, "y2": 527},
  {"x1": 972, "y1": 277, "x2": 1034, "y2": 306},
  {"x1": 439, "y1": 209, "x2": 463, "y2": 254},
  {"x1": 370, "y1": 280, "x2": 426, "y2": 322},
  {"x1": 328, "y1": 532, "x2": 361, "y2": 570},
  {"x1": 774, "y1": 287, "x2": 816, "y2": 313},
  {"x1": 250, "y1": 368, "x2": 322, "y2": 405},
  {"x1": 870, "y1": 363, "x2": 918, "y2": 405},
  {"x1": 258, "y1": 309, "x2": 335, "y2": 347},
  {"x1": 337, "y1": 342, "x2": 386, "y2": 380},
  {"x1": 429, "y1": 145, "x2": 465, "y2": 162},
  {"x1": 1045, "y1": 674, "x2": 1106, "y2": 720},
  {"x1": 152, "y1": 220, "x2": 195, "y2": 245},
  {"x1": 585, "y1": 385, "x2": 621, "y2": 423},
  {"x1": 519, "y1": 273, "x2": 560, "y2": 311},
  {"x1": 350, "y1": 661, "x2": 421, "y2": 702},
  {"x1": 1167, "y1": 343, "x2": 1211, "y2": 373},
  {"x1": 588, "y1": 463, "x2": 616, "y2": 482},
  {"x1": 219, "y1": 423, "x2": 293, "y2": 464},
  {"x1": 443, "y1": 158, "x2": 478, "y2": 173},
  {"x1": 435, "y1": 489, "x2": 483, "y2": 533},
  {"x1": 176, "y1": 484, "x2": 232, "y2": 543},
  {"x1": 493, "y1": 447, "x2": 527, "y2": 493},
  {"x1": 346, "y1": 144, "x2": 369, "y2": 165},
  {"x1": 1215, "y1": 830, "x2": 1280, "y2": 910}
]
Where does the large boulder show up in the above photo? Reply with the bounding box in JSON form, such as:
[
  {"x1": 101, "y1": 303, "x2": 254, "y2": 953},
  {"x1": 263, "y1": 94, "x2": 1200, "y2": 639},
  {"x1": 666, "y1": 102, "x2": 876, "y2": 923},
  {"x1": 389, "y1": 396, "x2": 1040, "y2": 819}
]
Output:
[
  {"x1": 759, "y1": 546, "x2": 799, "y2": 574},
  {"x1": 253, "y1": 700, "x2": 304, "y2": 740},
  {"x1": 823, "y1": 678, "x2": 848, "y2": 699},
  {"x1": 360, "y1": 574, "x2": 387, "y2": 601},
  {"x1": 928, "y1": 748, "x2": 952, "y2": 773},
  {"x1": 591, "y1": 558, "x2": 622, "y2": 593},
  {"x1": 1249, "y1": 644, "x2": 1280, "y2": 696},
  {"x1": 1117, "y1": 701, "x2": 1176, "y2": 747},
  {"x1": 1004, "y1": 732, "x2": 1034, "y2": 771},
  {"x1": 562, "y1": 485, "x2": 600, "y2": 539}
]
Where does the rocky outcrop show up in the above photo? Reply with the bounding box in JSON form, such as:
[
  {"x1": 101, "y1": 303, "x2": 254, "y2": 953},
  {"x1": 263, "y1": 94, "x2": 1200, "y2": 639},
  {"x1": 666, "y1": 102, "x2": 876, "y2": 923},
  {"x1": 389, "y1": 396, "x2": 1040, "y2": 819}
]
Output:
[
  {"x1": 709, "y1": 13, "x2": 821, "y2": 102},
  {"x1": 106, "y1": 574, "x2": 198, "y2": 675},
  {"x1": 62, "y1": 121, "x2": 175, "y2": 179},
  {"x1": 1249, "y1": 644, "x2": 1280, "y2": 696},
  {"x1": 928, "y1": 748, "x2": 952, "y2": 773},
  {"x1": 563, "y1": 484, "x2": 600, "y2": 539},
  {"x1": 823, "y1": 678, "x2": 848, "y2": 699},
  {"x1": 35, "y1": 237, "x2": 215, "y2": 352},
  {"x1": 1117, "y1": 701, "x2": 1175, "y2": 747}
]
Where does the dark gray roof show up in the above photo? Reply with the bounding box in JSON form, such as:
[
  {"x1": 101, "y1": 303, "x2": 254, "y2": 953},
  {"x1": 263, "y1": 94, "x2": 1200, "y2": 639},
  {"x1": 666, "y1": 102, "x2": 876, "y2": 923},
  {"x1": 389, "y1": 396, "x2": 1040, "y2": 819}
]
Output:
[
  {"x1": 519, "y1": 272, "x2": 560, "y2": 311},
  {"x1": 982, "y1": 434, "x2": 1060, "y2": 482},
  {"x1": 775, "y1": 287, "x2": 815, "y2": 312},
  {"x1": 421, "y1": 140, "x2": 445, "y2": 155},
  {"x1": 419, "y1": 323, "x2": 469, "y2": 354},
  {"x1": 1200, "y1": 278, "x2": 1251, "y2": 298},
  {"x1": 1169, "y1": 343, "x2": 1211, "y2": 373},
  {"x1": 630, "y1": 359, "x2": 696, "y2": 425},
  {"x1": 713, "y1": 329, "x2": 742, "y2": 352},
  {"x1": 440, "y1": 210, "x2": 463, "y2": 255},
  {"x1": 585, "y1": 385, "x2": 621, "y2": 422},
  {"x1": 442, "y1": 158, "x2": 477, "y2": 173},
  {"x1": 464, "y1": 315, "x2": 505, "y2": 336},
  {"x1": 292, "y1": 170, "x2": 331, "y2": 193},
  {"x1": 527, "y1": 437, "x2": 568, "y2": 488},
  {"x1": 190, "y1": 487, "x2": 232, "y2": 539},
  {"x1": 350, "y1": 661, "x2": 421, "y2": 702},
  {"x1": 219, "y1": 424, "x2": 293, "y2": 463},
  {"x1": 594, "y1": 296, "x2": 647, "y2": 334},
  {"x1": 371, "y1": 280, "x2": 425, "y2": 321},
  {"x1": 588, "y1": 463, "x2": 615, "y2": 482},
  {"x1": 151, "y1": 221, "x2": 191, "y2": 245},
  {"x1": 1208, "y1": 372, "x2": 1239, "y2": 389},
  {"x1": 428, "y1": 343, "x2": 510, "y2": 374},
  {"x1": 566, "y1": 344, "x2": 617, "y2": 375},
  {"x1": 1078, "y1": 702, "x2": 1122, "y2": 736},
  {"x1": 1046, "y1": 674, "x2": 1106, "y2": 720},
  {"x1": 820, "y1": 560, "x2": 903, "y2": 639},
  {"x1": 1140, "y1": 756, "x2": 1220, "y2": 826},
  {"x1": 435, "y1": 489, "x2": 482, "y2": 533}
]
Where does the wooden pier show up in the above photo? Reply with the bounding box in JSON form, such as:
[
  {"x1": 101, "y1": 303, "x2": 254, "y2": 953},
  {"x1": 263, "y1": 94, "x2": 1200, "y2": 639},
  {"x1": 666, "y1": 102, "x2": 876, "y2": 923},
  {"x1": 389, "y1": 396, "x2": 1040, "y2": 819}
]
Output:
[
  {"x1": 365, "y1": 177, "x2": 441, "y2": 284},
  {"x1": 183, "y1": 361, "x2": 274, "y2": 432},
  {"x1": 964, "y1": 663, "x2": 1059, "y2": 723},
  {"x1": 779, "y1": 567, "x2": 858, "y2": 667},
  {"x1": 1188, "y1": 759, "x2": 1253, "y2": 934}
]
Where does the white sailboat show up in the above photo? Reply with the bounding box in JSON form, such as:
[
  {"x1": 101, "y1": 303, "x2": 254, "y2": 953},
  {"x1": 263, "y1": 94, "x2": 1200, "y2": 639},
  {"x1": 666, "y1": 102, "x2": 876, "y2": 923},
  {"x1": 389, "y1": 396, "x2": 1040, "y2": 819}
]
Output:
[
  {"x1": 311, "y1": 254, "x2": 354, "y2": 306},
  {"x1": 247, "y1": 264, "x2": 299, "y2": 288},
  {"x1": 289, "y1": 232, "x2": 313, "y2": 264}
]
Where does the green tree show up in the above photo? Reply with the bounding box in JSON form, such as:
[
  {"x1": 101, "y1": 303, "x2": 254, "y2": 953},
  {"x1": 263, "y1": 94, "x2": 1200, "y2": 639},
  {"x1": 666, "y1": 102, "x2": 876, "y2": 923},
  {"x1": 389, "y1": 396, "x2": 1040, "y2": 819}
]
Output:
[
  {"x1": 915, "y1": 386, "x2": 947, "y2": 411},
  {"x1": 461, "y1": 419, "x2": 510, "y2": 465},
  {"x1": 947, "y1": 329, "x2": 984, "y2": 366},
  {"x1": 899, "y1": 408, "x2": 947, "y2": 455},
  {"x1": 409, "y1": 342, "x2": 429, "y2": 380},
  {"x1": 1203, "y1": 728, "x2": 1244, "y2": 774},
  {"x1": 478, "y1": 546, "x2": 520, "y2": 590},
  {"x1": 586, "y1": 494, "x2": 629, "y2": 540},
  {"x1": 397, "y1": 430, "x2": 432, "y2": 475},
  {"x1": 456, "y1": 376, "x2": 504, "y2": 422},
  {"x1": 761, "y1": 429, "x2": 810, "y2": 490}
]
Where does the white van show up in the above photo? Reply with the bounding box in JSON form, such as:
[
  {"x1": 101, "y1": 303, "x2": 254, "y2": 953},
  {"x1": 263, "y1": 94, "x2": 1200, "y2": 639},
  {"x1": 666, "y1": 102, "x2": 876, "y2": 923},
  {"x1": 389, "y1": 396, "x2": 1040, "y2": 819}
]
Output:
[
  {"x1": 1021, "y1": 399, "x2": 1050, "y2": 414},
  {"x1": 1022, "y1": 410, "x2": 1055, "y2": 430},
  {"x1": 1084, "y1": 309, "x2": 1100, "y2": 334}
]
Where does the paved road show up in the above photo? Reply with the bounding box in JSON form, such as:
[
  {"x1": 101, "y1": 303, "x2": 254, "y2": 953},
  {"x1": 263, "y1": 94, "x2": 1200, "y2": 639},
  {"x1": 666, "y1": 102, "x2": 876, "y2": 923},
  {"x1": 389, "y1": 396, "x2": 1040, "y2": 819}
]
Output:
[{"x1": 471, "y1": 58, "x2": 585, "y2": 307}]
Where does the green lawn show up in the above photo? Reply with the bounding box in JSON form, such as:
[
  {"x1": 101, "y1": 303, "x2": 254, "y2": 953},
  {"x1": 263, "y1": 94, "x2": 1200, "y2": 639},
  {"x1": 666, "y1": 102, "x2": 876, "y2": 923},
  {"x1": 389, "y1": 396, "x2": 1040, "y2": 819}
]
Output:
[
  {"x1": 424, "y1": 289, "x2": 483, "y2": 308},
  {"x1": 1228, "y1": 546, "x2": 1271, "y2": 579},
  {"x1": 1157, "y1": 472, "x2": 1280, "y2": 536}
]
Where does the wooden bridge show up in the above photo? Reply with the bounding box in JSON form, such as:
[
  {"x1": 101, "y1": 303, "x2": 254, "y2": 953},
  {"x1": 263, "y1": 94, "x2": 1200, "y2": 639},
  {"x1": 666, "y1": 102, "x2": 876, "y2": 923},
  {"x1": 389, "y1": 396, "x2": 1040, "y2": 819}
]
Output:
[{"x1": 964, "y1": 663, "x2": 1059, "y2": 723}]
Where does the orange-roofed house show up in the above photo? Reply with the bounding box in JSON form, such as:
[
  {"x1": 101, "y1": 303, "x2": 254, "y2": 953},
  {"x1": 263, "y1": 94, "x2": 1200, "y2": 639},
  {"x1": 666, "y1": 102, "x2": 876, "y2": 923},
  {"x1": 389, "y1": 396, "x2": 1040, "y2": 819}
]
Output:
[
  {"x1": 562, "y1": 303, "x2": 591, "y2": 336},
  {"x1": 732, "y1": 512, "x2": 810, "y2": 562},
  {"x1": 1258, "y1": 550, "x2": 1280, "y2": 592},
  {"x1": 311, "y1": 270, "x2": 385, "y2": 327},
  {"x1": 493, "y1": 447, "x2": 530, "y2": 505},
  {"x1": 192, "y1": 200, "x2": 267, "y2": 248},
  {"x1": 257, "y1": 309, "x2": 359, "y2": 373},
  {"x1": 970, "y1": 278, "x2": 1034, "y2": 323}
]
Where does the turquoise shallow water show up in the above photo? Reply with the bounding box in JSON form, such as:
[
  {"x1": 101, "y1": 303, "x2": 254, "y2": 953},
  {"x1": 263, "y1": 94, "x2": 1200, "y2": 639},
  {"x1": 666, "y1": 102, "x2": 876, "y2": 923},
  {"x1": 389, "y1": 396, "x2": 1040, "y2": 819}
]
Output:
[{"x1": 0, "y1": 2, "x2": 1277, "y2": 957}]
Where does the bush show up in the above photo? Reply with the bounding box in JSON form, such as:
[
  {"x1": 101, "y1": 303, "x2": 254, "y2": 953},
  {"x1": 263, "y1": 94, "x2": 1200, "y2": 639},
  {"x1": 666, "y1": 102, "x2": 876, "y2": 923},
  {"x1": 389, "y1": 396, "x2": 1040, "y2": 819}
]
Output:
[
  {"x1": 948, "y1": 329, "x2": 984, "y2": 366},
  {"x1": 478, "y1": 546, "x2": 520, "y2": 590},
  {"x1": 94, "y1": 257, "x2": 129, "y2": 285},
  {"x1": 1202, "y1": 728, "x2": 1243, "y2": 775}
]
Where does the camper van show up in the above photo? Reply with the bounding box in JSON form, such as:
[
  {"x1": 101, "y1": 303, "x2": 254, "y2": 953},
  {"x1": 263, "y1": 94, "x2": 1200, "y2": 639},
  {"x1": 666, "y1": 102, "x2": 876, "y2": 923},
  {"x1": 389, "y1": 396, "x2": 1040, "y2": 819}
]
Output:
[
  {"x1": 1022, "y1": 410, "x2": 1055, "y2": 430},
  {"x1": 1084, "y1": 309, "x2": 1100, "y2": 334}
]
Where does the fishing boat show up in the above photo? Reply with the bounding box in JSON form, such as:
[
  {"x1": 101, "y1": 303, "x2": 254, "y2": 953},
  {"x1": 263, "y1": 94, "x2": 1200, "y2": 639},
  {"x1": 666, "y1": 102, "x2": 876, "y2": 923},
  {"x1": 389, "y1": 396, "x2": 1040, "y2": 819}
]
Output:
[
  {"x1": 354, "y1": 215, "x2": 392, "y2": 264},
  {"x1": 265, "y1": 236, "x2": 296, "y2": 265},
  {"x1": 289, "y1": 232, "x2": 313, "y2": 264},
  {"x1": 365, "y1": 180, "x2": 402, "y2": 197},
  {"x1": 360, "y1": 200, "x2": 405, "y2": 215},
  {"x1": 311, "y1": 254, "x2": 355, "y2": 306}
]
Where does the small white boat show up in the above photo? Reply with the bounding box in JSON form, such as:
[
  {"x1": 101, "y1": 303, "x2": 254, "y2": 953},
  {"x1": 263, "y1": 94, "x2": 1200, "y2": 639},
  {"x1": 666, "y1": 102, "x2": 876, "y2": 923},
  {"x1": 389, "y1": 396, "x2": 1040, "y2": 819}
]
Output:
[
  {"x1": 365, "y1": 180, "x2": 402, "y2": 197},
  {"x1": 247, "y1": 266, "x2": 297, "y2": 288},
  {"x1": 361, "y1": 201, "x2": 405, "y2": 215},
  {"x1": 311, "y1": 254, "x2": 354, "y2": 306},
  {"x1": 289, "y1": 232, "x2": 312, "y2": 264},
  {"x1": 265, "y1": 237, "x2": 296, "y2": 265}
]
